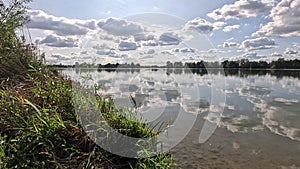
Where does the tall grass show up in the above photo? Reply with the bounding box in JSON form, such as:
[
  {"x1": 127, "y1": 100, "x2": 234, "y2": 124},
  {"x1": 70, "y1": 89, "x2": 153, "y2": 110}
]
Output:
[
  {"x1": 0, "y1": 0, "x2": 41, "y2": 79},
  {"x1": 0, "y1": 68, "x2": 178, "y2": 168}
]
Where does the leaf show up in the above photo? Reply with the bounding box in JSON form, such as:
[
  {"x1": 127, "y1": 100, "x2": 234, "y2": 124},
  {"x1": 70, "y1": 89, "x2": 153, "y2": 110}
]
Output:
[{"x1": 129, "y1": 94, "x2": 137, "y2": 108}]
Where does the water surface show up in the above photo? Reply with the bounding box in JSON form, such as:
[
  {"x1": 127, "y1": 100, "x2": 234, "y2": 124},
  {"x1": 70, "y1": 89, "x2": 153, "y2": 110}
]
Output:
[{"x1": 63, "y1": 68, "x2": 300, "y2": 169}]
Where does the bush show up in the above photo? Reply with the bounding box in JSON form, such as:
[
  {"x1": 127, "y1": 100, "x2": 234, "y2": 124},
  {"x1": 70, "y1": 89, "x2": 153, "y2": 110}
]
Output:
[{"x1": 0, "y1": 0, "x2": 40, "y2": 79}]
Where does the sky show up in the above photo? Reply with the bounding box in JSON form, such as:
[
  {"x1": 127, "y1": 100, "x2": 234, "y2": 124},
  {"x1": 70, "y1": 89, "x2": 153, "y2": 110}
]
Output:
[{"x1": 25, "y1": 0, "x2": 300, "y2": 65}]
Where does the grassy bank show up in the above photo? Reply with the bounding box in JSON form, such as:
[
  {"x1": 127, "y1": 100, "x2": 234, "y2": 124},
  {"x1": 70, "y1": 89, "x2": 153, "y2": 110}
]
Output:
[{"x1": 0, "y1": 67, "x2": 177, "y2": 168}]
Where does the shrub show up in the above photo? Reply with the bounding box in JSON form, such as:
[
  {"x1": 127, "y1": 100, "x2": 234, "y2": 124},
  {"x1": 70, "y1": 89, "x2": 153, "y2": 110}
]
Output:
[{"x1": 0, "y1": 0, "x2": 40, "y2": 79}]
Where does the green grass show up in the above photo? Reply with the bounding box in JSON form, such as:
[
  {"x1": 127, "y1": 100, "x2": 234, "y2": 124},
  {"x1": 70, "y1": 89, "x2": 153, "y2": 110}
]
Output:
[
  {"x1": 0, "y1": 1, "x2": 178, "y2": 167},
  {"x1": 0, "y1": 67, "x2": 178, "y2": 168}
]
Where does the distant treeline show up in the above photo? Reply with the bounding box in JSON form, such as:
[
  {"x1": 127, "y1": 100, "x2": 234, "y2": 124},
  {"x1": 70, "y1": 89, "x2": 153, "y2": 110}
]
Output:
[
  {"x1": 222, "y1": 59, "x2": 300, "y2": 69},
  {"x1": 98, "y1": 63, "x2": 158, "y2": 69},
  {"x1": 48, "y1": 64, "x2": 75, "y2": 68},
  {"x1": 97, "y1": 59, "x2": 300, "y2": 69},
  {"x1": 167, "y1": 59, "x2": 300, "y2": 69},
  {"x1": 49, "y1": 58, "x2": 300, "y2": 70}
]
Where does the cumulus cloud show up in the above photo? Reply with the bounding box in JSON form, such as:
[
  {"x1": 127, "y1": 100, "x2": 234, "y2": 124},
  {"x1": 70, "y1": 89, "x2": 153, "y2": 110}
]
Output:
[
  {"x1": 147, "y1": 49, "x2": 155, "y2": 54},
  {"x1": 185, "y1": 17, "x2": 214, "y2": 34},
  {"x1": 51, "y1": 54, "x2": 73, "y2": 60},
  {"x1": 96, "y1": 50, "x2": 111, "y2": 55},
  {"x1": 199, "y1": 48, "x2": 218, "y2": 54},
  {"x1": 223, "y1": 24, "x2": 240, "y2": 32},
  {"x1": 139, "y1": 49, "x2": 156, "y2": 55},
  {"x1": 253, "y1": 0, "x2": 300, "y2": 37},
  {"x1": 161, "y1": 50, "x2": 174, "y2": 55},
  {"x1": 80, "y1": 51, "x2": 88, "y2": 55},
  {"x1": 133, "y1": 33, "x2": 155, "y2": 41},
  {"x1": 76, "y1": 20, "x2": 97, "y2": 30},
  {"x1": 97, "y1": 18, "x2": 143, "y2": 36},
  {"x1": 27, "y1": 10, "x2": 89, "y2": 35},
  {"x1": 141, "y1": 40, "x2": 159, "y2": 46},
  {"x1": 172, "y1": 48, "x2": 196, "y2": 53},
  {"x1": 96, "y1": 49, "x2": 128, "y2": 58},
  {"x1": 140, "y1": 55, "x2": 154, "y2": 60},
  {"x1": 271, "y1": 52, "x2": 283, "y2": 57},
  {"x1": 118, "y1": 41, "x2": 138, "y2": 51},
  {"x1": 293, "y1": 43, "x2": 300, "y2": 49},
  {"x1": 208, "y1": 0, "x2": 274, "y2": 20},
  {"x1": 213, "y1": 21, "x2": 227, "y2": 30},
  {"x1": 133, "y1": 33, "x2": 159, "y2": 47},
  {"x1": 223, "y1": 41, "x2": 238, "y2": 47},
  {"x1": 39, "y1": 35, "x2": 79, "y2": 47},
  {"x1": 242, "y1": 52, "x2": 261, "y2": 60},
  {"x1": 230, "y1": 52, "x2": 266, "y2": 61},
  {"x1": 159, "y1": 32, "x2": 181, "y2": 46},
  {"x1": 284, "y1": 48, "x2": 298, "y2": 55},
  {"x1": 241, "y1": 37, "x2": 276, "y2": 51},
  {"x1": 109, "y1": 51, "x2": 128, "y2": 58},
  {"x1": 93, "y1": 44, "x2": 110, "y2": 50}
]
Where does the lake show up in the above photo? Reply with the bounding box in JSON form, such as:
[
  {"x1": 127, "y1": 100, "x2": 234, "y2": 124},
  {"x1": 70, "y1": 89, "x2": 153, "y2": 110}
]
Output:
[{"x1": 63, "y1": 68, "x2": 300, "y2": 169}]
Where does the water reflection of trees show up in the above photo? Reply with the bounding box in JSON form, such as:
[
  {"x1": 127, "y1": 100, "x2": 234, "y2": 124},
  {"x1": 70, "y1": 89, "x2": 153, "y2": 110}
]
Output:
[
  {"x1": 97, "y1": 68, "x2": 300, "y2": 79},
  {"x1": 223, "y1": 69, "x2": 300, "y2": 79}
]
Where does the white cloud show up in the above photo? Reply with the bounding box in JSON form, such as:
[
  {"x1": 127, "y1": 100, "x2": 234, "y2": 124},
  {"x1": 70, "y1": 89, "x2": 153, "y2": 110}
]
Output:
[
  {"x1": 284, "y1": 48, "x2": 298, "y2": 55},
  {"x1": 98, "y1": 33, "x2": 118, "y2": 41},
  {"x1": 51, "y1": 53, "x2": 73, "y2": 60},
  {"x1": 133, "y1": 33, "x2": 159, "y2": 47},
  {"x1": 185, "y1": 18, "x2": 227, "y2": 33},
  {"x1": 27, "y1": 10, "x2": 89, "y2": 35},
  {"x1": 185, "y1": 17, "x2": 214, "y2": 34},
  {"x1": 97, "y1": 17, "x2": 143, "y2": 36},
  {"x1": 253, "y1": 0, "x2": 300, "y2": 37},
  {"x1": 208, "y1": 0, "x2": 274, "y2": 20},
  {"x1": 39, "y1": 35, "x2": 79, "y2": 47},
  {"x1": 139, "y1": 49, "x2": 156, "y2": 55},
  {"x1": 263, "y1": 52, "x2": 284, "y2": 61},
  {"x1": 80, "y1": 51, "x2": 88, "y2": 55},
  {"x1": 213, "y1": 21, "x2": 227, "y2": 30},
  {"x1": 241, "y1": 37, "x2": 276, "y2": 51},
  {"x1": 172, "y1": 48, "x2": 196, "y2": 53},
  {"x1": 93, "y1": 43, "x2": 112, "y2": 50},
  {"x1": 230, "y1": 52, "x2": 267, "y2": 61},
  {"x1": 159, "y1": 32, "x2": 181, "y2": 46},
  {"x1": 223, "y1": 24, "x2": 240, "y2": 32},
  {"x1": 118, "y1": 41, "x2": 138, "y2": 51},
  {"x1": 96, "y1": 50, "x2": 111, "y2": 55},
  {"x1": 135, "y1": 32, "x2": 182, "y2": 47},
  {"x1": 76, "y1": 20, "x2": 97, "y2": 30},
  {"x1": 293, "y1": 43, "x2": 300, "y2": 49},
  {"x1": 161, "y1": 50, "x2": 174, "y2": 55},
  {"x1": 141, "y1": 40, "x2": 159, "y2": 46},
  {"x1": 147, "y1": 49, "x2": 155, "y2": 54},
  {"x1": 223, "y1": 41, "x2": 238, "y2": 47},
  {"x1": 242, "y1": 52, "x2": 261, "y2": 60},
  {"x1": 200, "y1": 48, "x2": 218, "y2": 54},
  {"x1": 133, "y1": 33, "x2": 155, "y2": 41},
  {"x1": 271, "y1": 52, "x2": 282, "y2": 57},
  {"x1": 96, "y1": 49, "x2": 128, "y2": 58}
]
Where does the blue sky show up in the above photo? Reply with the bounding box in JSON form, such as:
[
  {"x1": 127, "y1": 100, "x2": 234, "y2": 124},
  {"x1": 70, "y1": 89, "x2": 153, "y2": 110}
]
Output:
[
  {"x1": 29, "y1": 0, "x2": 234, "y2": 20},
  {"x1": 27, "y1": 0, "x2": 300, "y2": 65}
]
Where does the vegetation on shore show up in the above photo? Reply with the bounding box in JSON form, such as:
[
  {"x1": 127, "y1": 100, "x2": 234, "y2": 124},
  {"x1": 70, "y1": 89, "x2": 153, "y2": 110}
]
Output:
[
  {"x1": 0, "y1": 1, "x2": 176, "y2": 168},
  {"x1": 49, "y1": 58, "x2": 300, "y2": 70}
]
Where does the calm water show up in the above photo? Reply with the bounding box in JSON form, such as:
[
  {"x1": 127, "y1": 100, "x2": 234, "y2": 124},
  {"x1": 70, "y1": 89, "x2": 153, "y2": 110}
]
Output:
[{"x1": 63, "y1": 68, "x2": 300, "y2": 169}]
